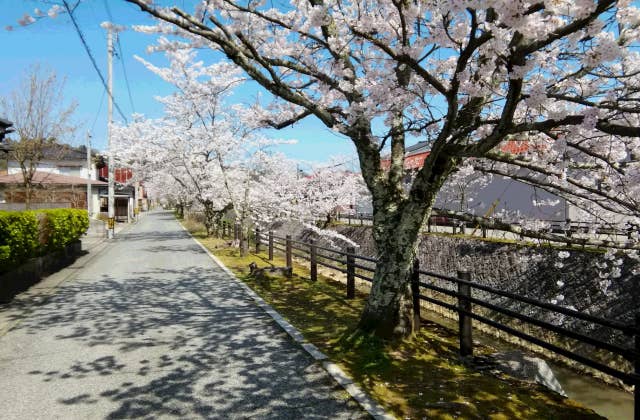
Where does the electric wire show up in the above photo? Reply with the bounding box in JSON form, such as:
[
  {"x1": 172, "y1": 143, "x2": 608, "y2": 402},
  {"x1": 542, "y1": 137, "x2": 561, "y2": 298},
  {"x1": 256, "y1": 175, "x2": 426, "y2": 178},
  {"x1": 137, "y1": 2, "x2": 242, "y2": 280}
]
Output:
[
  {"x1": 62, "y1": 0, "x2": 128, "y2": 123},
  {"x1": 102, "y1": 0, "x2": 136, "y2": 113},
  {"x1": 90, "y1": 88, "x2": 107, "y2": 133}
]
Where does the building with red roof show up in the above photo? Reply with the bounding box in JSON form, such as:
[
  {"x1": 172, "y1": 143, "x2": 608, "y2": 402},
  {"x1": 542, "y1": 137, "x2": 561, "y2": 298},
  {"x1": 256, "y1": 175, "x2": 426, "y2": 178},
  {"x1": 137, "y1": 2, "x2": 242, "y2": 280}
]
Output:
[
  {"x1": 0, "y1": 171, "x2": 106, "y2": 210},
  {"x1": 378, "y1": 140, "x2": 567, "y2": 223}
]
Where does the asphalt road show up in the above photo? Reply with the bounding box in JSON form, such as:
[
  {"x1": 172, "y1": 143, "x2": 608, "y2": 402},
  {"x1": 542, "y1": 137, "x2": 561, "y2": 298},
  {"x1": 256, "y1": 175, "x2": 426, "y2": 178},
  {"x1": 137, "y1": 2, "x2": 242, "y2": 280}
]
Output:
[{"x1": 0, "y1": 211, "x2": 366, "y2": 419}]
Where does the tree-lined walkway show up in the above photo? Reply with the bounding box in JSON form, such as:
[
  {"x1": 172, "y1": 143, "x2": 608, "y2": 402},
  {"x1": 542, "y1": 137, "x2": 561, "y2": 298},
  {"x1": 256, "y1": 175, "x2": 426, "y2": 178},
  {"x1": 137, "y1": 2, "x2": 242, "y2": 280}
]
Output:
[{"x1": 0, "y1": 211, "x2": 365, "y2": 419}]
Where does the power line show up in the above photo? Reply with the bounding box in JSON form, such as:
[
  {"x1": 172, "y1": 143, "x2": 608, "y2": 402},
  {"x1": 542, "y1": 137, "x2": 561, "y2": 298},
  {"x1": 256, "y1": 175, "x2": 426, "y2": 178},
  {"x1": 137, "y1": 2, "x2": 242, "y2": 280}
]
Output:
[
  {"x1": 102, "y1": 0, "x2": 136, "y2": 113},
  {"x1": 116, "y1": 38, "x2": 136, "y2": 113},
  {"x1": 90, "y1": 88, "x2": 107, "y2": 133},
  {"x1": 62, "y1": 0, "x2": 128, "y2": 123}
]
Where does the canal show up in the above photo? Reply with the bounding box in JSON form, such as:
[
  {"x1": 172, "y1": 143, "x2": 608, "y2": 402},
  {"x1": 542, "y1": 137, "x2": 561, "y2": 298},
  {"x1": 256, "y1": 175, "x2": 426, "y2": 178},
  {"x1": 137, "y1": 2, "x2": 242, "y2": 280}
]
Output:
[{"x1": 421, "y1": 311, "x2": 634, "y2": 419}]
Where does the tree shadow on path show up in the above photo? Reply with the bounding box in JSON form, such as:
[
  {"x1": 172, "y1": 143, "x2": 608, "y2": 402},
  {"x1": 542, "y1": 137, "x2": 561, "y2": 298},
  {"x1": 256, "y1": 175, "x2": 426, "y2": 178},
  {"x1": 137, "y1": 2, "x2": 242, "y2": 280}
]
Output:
[{"x1": 0, "y1": 265, "x2": 366, "y2": 419}]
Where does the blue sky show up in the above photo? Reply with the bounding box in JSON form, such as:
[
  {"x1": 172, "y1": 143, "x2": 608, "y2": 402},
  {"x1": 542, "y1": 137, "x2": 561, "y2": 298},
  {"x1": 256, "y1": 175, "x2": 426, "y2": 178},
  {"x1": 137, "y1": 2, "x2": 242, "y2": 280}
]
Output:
[{"x1": 0, "y1": 0, "x2": 356, "y2": 166}]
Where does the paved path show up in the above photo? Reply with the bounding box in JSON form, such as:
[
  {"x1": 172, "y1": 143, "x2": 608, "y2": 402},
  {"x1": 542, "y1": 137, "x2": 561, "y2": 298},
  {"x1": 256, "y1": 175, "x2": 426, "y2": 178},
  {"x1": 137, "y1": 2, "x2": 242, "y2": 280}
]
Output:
[{"x1": 0, "y1": 211, "x2": 366, "y2": 419}]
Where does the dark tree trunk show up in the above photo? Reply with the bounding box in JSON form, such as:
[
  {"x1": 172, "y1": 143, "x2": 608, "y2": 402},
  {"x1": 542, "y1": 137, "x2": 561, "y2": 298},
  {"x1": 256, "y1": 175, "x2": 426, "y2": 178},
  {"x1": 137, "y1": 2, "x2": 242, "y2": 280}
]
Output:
[
  {"x1": 357, "y1": 205, "x2": 432, "y2": 339},
  {"x1": 239, "y1": 225, "x2": 249, "y2": 256},
  {"x1": 24, "y1": 183, "x2": 33, "y2": 210},
  {"x1": 357, "y1": 152, "x2": 458, "y2": 339},
  {"x1": 202, "y1": 201, "x2": 216, "y2": 237},
  {"x1": 323, "y1": 212, "x2": 334, "y2": 229},
  {"x1": 176, "y1": 203, "x2": 184, "y2": 219}
]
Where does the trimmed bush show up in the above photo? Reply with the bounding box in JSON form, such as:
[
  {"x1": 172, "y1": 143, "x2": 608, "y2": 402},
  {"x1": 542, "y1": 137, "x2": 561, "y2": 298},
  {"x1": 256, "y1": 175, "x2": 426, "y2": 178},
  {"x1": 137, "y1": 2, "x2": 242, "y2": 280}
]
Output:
[
  {"x1": 0, "y1": 211, "x2": 40, "y2": 272},
  {"x1": 0, "y1": 209, "x2": 89, "y2": 274},
  {"x1": 39, "y1": 209, "x2": 90, "y2": 252}
]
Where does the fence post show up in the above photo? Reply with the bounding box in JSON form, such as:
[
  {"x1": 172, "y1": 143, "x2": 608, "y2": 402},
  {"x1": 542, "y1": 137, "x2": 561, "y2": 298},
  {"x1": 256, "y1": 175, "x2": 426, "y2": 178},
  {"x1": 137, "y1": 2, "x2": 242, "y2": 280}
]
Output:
[
  {"x1": 411, "y1": 258, "x2": 421, "y2": 332},
  {"x1": 482, "y1": 226, "x2": 487, "y2": 238},
  {"x1": 346, "y1": 246, "x2": 355, "y2": 299},
  {"x1": 310, "y1": 240, "x2": 317, "y2": 282},
  {"x1": 427, "y1": 218, "x2": 432, "y2": 233},
  {"x1": 268, "y1": 230, "x2": 274, "y2": 261},
  {"x1": 255, "y1": 227, "x2": 261, "y2": 254},
  {"x1": 286, "y1": 235, "x2": 292, "y2": 269},
  {"x1": 360, "y1": 216, "x2": 364, "y2": 226},
  {"x1": 457, "y1": 270, "x2": 473, "y2": 357}
]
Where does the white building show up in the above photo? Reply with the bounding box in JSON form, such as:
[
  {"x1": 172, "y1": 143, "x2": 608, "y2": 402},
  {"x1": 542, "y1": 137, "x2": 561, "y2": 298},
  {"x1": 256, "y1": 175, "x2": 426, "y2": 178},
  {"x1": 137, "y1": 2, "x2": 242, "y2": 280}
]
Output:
[{"x1": 3, "y1": 143, "x2": 103, "y2": 215}]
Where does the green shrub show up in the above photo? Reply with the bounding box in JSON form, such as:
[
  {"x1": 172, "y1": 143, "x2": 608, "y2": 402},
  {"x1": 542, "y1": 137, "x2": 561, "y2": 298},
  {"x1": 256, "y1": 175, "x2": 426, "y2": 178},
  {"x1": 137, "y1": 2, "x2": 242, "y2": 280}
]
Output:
[
  {"x1": 39, "y1": 209, "x2": 89, "y2": 252},
  {"x1": 0, "y1": 208, "x2": 89, "y2": 273},
  {"x1": 0, "y1": 210, "x2": 40, "y2": 272}
]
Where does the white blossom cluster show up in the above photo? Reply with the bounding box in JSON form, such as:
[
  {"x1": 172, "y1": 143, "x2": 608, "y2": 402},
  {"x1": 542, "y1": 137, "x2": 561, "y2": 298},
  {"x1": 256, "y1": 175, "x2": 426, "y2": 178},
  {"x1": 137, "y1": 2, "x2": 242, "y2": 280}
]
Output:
[{"x1": 111, "y1": 47, "x2": 368, "y2": 238}]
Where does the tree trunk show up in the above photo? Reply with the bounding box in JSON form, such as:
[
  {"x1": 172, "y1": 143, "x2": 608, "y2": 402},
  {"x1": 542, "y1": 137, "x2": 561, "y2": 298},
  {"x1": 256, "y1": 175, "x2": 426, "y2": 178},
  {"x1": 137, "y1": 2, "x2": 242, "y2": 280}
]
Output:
[
  {"x1": 24, "y1": 182, "x2": 32, "y2": 210},
  {"x1": 203, "y1": 201, "x2": 215, "y2": 237},
  {"x1": 238, "y1": 222, "x2": 249, "y2": 256},
  {"x1": 323, "y1": 212, "x2": 334, "y2": 228},
  {"x1": 240, "y1": 232, "x2": 248, "y2": 256},
  {"x1": 357, "y1": 246, "x2": 416, "y2": 338},
  {"x1": 357, "y1": 206, "x2": 430, "y2": 339},
  {"x1": 357, "y1": 153, "x2": 457, "y2": 340}
]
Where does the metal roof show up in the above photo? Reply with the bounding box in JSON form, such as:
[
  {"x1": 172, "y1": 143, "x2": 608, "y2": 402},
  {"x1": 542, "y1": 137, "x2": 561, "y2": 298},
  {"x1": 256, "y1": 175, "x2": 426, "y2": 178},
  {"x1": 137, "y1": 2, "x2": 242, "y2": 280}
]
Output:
[{"x1": 405, "y1": 141, "x2": 430, "y2": 155}]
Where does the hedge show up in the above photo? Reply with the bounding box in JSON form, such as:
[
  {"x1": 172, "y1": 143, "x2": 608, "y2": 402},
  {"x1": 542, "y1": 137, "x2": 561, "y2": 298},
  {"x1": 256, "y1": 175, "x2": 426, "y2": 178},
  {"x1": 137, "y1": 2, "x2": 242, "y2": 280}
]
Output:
[{"x1": 0, "y1": 208, "x2": 89, "y2": 273}]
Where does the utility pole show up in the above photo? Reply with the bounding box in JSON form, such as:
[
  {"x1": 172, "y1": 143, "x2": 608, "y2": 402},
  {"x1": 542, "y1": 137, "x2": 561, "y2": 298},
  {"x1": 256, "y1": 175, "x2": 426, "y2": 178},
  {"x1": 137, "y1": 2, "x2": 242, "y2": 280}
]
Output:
[
  {"x1": 107, "y1": 26, "x2": 115, "y2": 238},
  {"x1": 101, "y1": 22, "x2": 124, "y2": 238},
  {"x1": 86, "y1": 131, "x2": 92, "y2": 217}
]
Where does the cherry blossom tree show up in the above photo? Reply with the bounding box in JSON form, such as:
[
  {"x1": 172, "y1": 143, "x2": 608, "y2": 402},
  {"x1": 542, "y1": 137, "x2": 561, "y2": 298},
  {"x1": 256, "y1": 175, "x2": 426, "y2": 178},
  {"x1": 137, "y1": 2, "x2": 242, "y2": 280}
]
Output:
[
  {"x1": 4, "y1": 4, "x2": 69, "y2": 32},
  {"x1": 145, "y1": 170, "x2": 194, "y2": 218},
  {"x1": 272, "y1": 160, "x2": 368, "y2": 226},
  {"x1": 114, "y1": 46, "x2": 367, "y2": 253},
  {"x1": 123, "y1": 0, "x2": 640, "y2": 339}
]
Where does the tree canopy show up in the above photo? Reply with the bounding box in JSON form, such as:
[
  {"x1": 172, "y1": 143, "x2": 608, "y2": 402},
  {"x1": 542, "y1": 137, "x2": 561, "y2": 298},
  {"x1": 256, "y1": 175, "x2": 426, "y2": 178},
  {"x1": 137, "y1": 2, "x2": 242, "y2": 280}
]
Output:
[{"x1": 125, "y1": 0, "x2": 640, "y2": 338}]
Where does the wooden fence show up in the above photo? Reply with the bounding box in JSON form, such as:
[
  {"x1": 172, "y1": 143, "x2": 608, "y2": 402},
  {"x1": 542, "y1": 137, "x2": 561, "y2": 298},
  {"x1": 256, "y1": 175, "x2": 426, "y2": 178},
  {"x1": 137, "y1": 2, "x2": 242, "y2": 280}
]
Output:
[{"x1": 254, "y1": 229, "x2": 639, "y2": 418}]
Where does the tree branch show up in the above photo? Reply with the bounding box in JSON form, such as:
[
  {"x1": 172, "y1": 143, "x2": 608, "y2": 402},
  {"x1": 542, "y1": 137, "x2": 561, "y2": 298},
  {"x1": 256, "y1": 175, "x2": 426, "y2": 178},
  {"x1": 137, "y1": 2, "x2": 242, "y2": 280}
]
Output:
[{"x1": 434, "y1": 208, "x2": 639, "y2": 251}]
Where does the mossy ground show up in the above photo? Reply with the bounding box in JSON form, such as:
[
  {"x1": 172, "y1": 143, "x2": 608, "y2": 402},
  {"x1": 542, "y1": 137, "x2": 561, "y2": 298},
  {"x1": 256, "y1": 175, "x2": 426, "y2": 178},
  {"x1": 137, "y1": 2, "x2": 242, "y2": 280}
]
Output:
[{"x1": 187, "y1": 223, "x2": 603, "y2": 419}]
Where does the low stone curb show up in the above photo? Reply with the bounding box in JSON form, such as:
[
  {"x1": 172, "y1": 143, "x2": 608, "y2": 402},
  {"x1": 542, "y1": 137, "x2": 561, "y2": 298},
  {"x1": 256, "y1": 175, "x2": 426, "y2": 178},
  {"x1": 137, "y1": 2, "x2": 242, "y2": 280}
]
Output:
[{"x1": 185, "y1": 228, "x2": 395, "y2": 420}]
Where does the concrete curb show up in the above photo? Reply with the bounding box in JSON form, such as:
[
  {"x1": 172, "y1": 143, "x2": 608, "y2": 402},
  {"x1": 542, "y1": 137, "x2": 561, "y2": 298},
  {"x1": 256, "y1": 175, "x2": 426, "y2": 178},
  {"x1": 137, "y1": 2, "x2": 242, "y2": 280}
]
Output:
[{"x1": 182, "y1": 224, "x2": 394, "y2": 420}]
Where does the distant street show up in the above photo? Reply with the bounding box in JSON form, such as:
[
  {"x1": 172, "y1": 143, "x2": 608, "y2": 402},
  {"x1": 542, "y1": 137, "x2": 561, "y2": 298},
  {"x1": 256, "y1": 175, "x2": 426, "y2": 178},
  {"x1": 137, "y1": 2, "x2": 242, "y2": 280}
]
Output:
[{"x1": 0, "y1": 211, "x2": 365, "y2": 419}]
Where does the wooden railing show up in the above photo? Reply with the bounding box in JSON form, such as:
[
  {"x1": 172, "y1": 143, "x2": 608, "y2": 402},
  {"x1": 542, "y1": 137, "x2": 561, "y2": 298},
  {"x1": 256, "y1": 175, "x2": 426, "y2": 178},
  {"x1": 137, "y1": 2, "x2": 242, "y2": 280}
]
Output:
[{"x1": 254, "y1": 229, "x2": 639, "y2": 417}]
